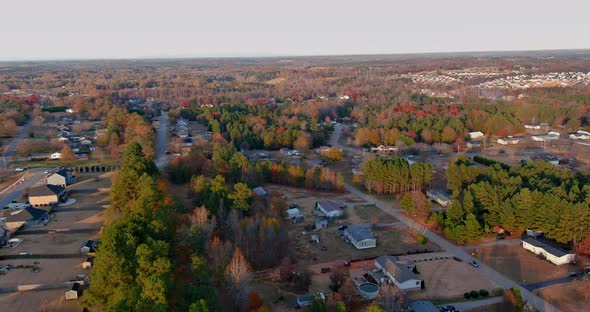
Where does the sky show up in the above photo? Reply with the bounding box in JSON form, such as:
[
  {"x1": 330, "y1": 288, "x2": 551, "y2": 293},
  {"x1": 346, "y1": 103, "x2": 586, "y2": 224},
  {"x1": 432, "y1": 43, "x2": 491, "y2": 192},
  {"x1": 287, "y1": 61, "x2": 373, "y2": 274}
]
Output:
[{"x1": 1, "y1": 0, "x2": 589, "y2": 61}]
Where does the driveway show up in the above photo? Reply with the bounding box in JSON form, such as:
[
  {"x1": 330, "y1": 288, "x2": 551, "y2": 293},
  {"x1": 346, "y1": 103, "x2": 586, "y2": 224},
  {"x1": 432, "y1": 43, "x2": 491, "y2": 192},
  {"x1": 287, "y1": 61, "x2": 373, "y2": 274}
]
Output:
[
  {"x1": 440, "y1": 296, "x2": 503, "y2": 311},
  {"x1": 1, "y1": 118, "x2": 33, "y2": 158}
]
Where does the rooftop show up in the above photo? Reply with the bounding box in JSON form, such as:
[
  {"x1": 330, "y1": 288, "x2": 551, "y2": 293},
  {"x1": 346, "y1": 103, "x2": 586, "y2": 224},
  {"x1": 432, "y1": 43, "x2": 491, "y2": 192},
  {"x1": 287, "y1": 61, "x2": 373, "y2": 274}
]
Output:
[{"x1": 522, "y1": 236, "x2": 573, "y2": 258}]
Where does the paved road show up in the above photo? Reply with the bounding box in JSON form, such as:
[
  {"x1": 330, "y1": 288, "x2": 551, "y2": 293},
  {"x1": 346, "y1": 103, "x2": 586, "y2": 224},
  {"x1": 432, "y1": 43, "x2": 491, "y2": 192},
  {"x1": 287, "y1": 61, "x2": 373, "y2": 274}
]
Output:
[
  {"x1": 155, "y1": 110, "x2": 168, "y2": 169},
  {"x1": 0, "y1": 169, "x2": 46, "y2": 207},
  {"x1": 1, "y1": 118, "x2": 33, "y2": 158},
  {"x1": 523, "y1": 276, "x2": 573, "y2": 291},
  {"x1": 440, "y1": 296, "x2": 503, "y2": 311},
  {"x1": 331, "y1": 129, "x2": 560, "y2": 312}
]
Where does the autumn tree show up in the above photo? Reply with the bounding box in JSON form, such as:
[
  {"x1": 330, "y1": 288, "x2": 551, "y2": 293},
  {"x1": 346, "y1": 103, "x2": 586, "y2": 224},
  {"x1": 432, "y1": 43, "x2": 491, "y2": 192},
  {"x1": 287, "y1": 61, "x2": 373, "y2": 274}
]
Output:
[{"x1": 60, "y1": 144, "x2": 76, "y2": 162}]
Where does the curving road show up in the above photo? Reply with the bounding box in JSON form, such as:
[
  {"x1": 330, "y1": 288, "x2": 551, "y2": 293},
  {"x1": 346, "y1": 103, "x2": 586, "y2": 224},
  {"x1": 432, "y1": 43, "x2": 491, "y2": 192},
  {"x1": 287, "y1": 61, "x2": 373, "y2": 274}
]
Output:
[{"x1": 332, "y1": 125, "x2": 560, "y2": 312}]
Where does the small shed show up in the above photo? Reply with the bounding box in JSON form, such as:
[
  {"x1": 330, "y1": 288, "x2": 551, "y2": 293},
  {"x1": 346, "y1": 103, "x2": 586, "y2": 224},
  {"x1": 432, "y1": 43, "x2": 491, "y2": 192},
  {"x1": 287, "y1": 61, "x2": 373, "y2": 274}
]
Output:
[
  {"x1": 286, "y1": 208, "x2": 301, "y2": 220},
  {"x1": 82, "y1": 256, "x2": 94, "y2": 269},
  {"x1": 65, "y1": 283, "x2": 80, "y2": 300},
  {"x1": 315, "y1": 220, "x2": 328, "y2": 230}
]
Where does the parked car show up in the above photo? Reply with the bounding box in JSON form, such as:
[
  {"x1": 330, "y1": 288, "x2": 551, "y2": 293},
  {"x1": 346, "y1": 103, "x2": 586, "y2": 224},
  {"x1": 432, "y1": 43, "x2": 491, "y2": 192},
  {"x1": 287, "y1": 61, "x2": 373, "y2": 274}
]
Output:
[
  {"x1": 343, "y1": 260, "x2": 351, "y2": 267},
  {"x1": 320, "y1": 267, "x2": 331, "y2": 273},
  {"x1": 496, "y1": 234, "x2": 505, "y2": 240},
  {"x1": 337, "y1": 225, "x2": 348, "y2": 231},
  {"x1": 468, "y1": 260, "x2": 479, "y2": 268},
  {"x1": 439, "y1": 305, "x2": 457, "y2": 312}
]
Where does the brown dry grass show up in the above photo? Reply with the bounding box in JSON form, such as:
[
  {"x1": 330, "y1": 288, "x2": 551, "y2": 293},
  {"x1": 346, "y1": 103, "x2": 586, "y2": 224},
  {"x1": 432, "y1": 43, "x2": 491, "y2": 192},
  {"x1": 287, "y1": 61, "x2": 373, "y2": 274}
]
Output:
[{"x1": 535, "y1": 280, "x2": 590, "y2": 312}]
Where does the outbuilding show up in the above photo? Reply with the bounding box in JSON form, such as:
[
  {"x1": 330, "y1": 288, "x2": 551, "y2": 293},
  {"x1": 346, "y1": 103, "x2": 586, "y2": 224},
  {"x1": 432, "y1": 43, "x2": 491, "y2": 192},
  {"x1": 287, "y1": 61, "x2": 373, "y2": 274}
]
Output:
[
  {"x1": 522, "y1": 236, "x2": 575, "y2": 265},
  {"x1": 65, "y1": 283, "x2": 80, "y2": 300},
  {"x1": 315, "y1": 199, "x2": 344, "y2": 218}
]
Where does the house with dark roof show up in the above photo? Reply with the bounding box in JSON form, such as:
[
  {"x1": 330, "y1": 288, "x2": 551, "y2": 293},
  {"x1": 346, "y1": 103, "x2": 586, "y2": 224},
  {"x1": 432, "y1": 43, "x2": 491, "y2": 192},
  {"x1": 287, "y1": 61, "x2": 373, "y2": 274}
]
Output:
[
  {"x1": 343, "y1": 224, "x2": 376, "y2": 249},
  {"x1": 522, "y1": 236, "x2": 575, "y2": 265},
  {"x1": 46, "y1": 168, "x2": 75, "y2": 187},
  {"x1": 374, "y1": 255, "x2": 422, "y2": 290},
  {"x1": 28, "y1": 184, "x2": 67, "y2": 207},
  {"x1": 252, "y1": 186, "x2": 268, "y2": 200},
  {"x1": 315, "y1": 199, "x2": 344, "y2": 218},
  {"x1": 0, "y1": 206, "x2": 50, "y2": 230},
  {"x1": 408, "y1": 300, "x2": 439, "y2": 312},
  {"x1": 80, "y1": 240, "x2": 99, "y2": 254}
]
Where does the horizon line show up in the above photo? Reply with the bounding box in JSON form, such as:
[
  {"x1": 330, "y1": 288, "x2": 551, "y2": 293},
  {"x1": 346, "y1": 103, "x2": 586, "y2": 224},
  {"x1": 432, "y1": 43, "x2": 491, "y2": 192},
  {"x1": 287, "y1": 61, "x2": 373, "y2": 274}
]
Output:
[{"x1": 1, "y1": 47, "x2": 590, "y2": 63}]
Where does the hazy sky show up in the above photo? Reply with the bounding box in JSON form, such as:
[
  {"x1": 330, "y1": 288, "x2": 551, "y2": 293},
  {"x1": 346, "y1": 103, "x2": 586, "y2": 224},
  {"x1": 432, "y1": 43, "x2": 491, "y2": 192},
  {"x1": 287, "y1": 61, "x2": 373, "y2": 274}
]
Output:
[{"x1": 2, "y1": 0, "x2": 589, "y2": 60}]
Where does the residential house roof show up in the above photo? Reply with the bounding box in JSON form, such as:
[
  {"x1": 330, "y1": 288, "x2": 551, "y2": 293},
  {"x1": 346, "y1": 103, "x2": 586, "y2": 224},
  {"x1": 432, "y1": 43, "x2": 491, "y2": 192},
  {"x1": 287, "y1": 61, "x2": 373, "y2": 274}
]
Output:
[
  {"x1": 317, "y1": 199, "x2": 343, "y2": 213},
  {"x1": 375, "y1": 255, "x2": 418, "y2": 283},
  {"x1": 522, "y1": 236, "x2": 572, "y2": 258},
  {"x1": 344, "y1": 224, "x2": 374, "y2": 241},
  {"x1": 29, "y1": 184, "x2": 65, "y2": 197},
  {"x1": 408, "y1": 300, "x2": 439, "y2": 312},
  {"x1": 0, "y1": 206, "x2": 48, "y2": 222},
  {"x1": 252, "y1": 186, "x2": 267, "y2": 197}
]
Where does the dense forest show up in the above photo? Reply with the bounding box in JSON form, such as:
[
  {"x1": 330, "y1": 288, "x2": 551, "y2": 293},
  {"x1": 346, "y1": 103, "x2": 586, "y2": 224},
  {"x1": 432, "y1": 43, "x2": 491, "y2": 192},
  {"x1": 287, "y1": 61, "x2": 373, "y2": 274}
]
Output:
[{"x1": 438, "y1": 156, "x2": 590, "y2": 250}]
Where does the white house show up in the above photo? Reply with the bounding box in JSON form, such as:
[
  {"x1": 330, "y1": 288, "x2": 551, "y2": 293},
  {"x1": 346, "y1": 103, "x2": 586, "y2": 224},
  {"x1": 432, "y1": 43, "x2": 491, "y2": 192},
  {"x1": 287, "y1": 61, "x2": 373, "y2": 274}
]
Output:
[
  {"x1": 468, "y1": 131, "x2": 484, "y2": 139},
  {"x1": 50, "y1": 152, "x2": 62, "y2": 160},
  {"x1": 522, "y1": 236, "x2": 576, "y2": 265},
  {"x1": 285, "y1": 208, "x2": 301, "y2": 220},
  {"x1": 426, "y1": 190, "x2": 451, "y2": 207},
  {"x1": 374, "y1": 256, "x2": 422, "y2": 290},
  {"x1": 343, "y1": 224, "x2": 376, "y2": 249},
  {"x1": 316, "y1": 200, "x2": 344, "y2": 218},
  {"x1": 524, "y1": 124, "x2": 541, "y2": 130},
  {"x1": 497, "y1": 136, "x2": 520, "y2": 145},
  {"x1": 569, "y1": 130, "x2": 590, "y2": 140}
]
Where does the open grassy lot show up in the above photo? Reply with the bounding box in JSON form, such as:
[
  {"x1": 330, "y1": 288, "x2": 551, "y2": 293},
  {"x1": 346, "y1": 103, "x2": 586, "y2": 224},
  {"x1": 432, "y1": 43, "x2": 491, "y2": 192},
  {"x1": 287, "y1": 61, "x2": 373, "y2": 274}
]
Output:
[
  {"x1": 534, "y1": 280, "x2": 590, "y2": 312},
  {"x1": 350, "y1": 204, "x2": 398, "y2": 224},
  {"x1": 407, "y1": 259, "x2": 498, "y2": 301},
  {"x1": 475, "y1": 244, "x2": 589, "y2": 284}
]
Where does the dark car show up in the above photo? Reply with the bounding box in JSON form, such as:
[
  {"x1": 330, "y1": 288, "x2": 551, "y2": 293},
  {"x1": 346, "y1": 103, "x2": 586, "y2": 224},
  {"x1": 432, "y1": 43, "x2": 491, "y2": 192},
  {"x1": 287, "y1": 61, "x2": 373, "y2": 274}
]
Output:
[
  {"x1": 496, "y1": 234, "x2": 505, "y2": 240},
  {"x1": 338, "y1": 225, "x2": 348, "y2": 231},
  {"x1": 320, "y1": 267, "x2": 331, "y2": 273},
  {"x1": 439, "y1": 305, "x2": 457, "y2": 312}
]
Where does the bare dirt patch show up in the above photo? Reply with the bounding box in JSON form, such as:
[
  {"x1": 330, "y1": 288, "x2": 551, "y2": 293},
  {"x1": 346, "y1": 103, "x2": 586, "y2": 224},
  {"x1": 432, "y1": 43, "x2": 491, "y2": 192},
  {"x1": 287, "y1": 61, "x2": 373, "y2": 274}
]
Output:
[
  {"x1": 407, "y1": 259, "x2": 498, "y2": 301},
  {"x1": 534, "y1": 280, "x2": 590, "y2": 312},
  {"x1": 475, "y1": 244, "x2": 589, "y2": 284},
  {"x1": 0, "y1": 258, "x2": 86, "y2": 288},
  {"x1": 0, "y1": 288, "x2": 81, "y2": 312}
]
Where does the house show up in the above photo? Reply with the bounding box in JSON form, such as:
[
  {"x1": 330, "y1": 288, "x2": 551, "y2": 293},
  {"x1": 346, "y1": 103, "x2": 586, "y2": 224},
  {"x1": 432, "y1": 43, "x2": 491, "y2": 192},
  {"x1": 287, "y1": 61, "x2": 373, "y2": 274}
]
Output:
[
  {"x1": 0, "y1": 206, "x2": 50, "y2": 230},
  {"x1": 468, "y1": 131, "x2": 484, "y2": 139},
  {"x1": 408, "y1": 301, "x2": 439, "y2": 312},
  {"x1": 374, "y1": 256, "x2": 422, "y2": 290},
  {"x1": 65, "y1": 283, "x2": 80, "y2": 300},
  {"x1": 285, "y1": 208, "x2": 301, "y2": 220},
  {"x1": 343, "y1": 224, "x2": 376, "y2": 249},
  {"x1": 522, "y1": 236, "x2": 575, "y2": 265},
  {"x1": 46, "y1": 168, "x2": 75, "y2": 187},
  {"x1": 532, "y1": 132, "x2": 560, "y2": 142},
  {"x1": 28, "y1": 184, "x2": 67, "y2": 207},
  {"x1": 376, "y1": 145, "x2": 398, "y2": 153},
  {"x1": 315, "y1": 220, "x2": 328, "y2": 230},
  {"x1": 569, "y1": 130, "x2": 590, "y2": 140},
  {"x1": 80, "y1": 240, "x2": 99, "y2": 254},
  {"x1": 50, "y1": 152, "x2": 62, "y2": 160},
  {"x1": 524, "y1": 124, "x2": 541, "y2": 130},
  {"x1": 252, "y1": 186, "x2": 268, "y2": 199},
  {"x1": 497, "y1": 136, "x2": 520, "y2": 145},
  {"x1": 316, "y1": 199, "x2": 344, "y2": 218},
  {"x1": 426, "y1": 190, "x2": 451, "y2": 207}
]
